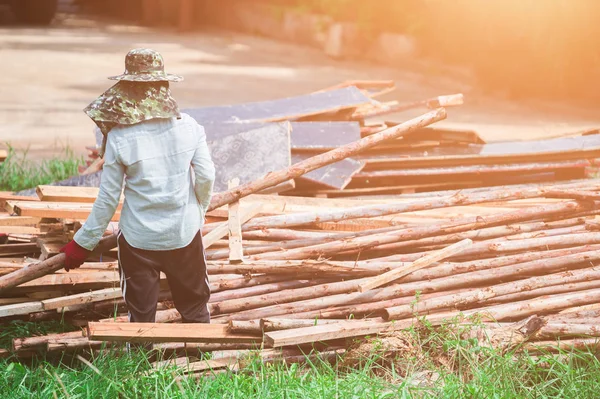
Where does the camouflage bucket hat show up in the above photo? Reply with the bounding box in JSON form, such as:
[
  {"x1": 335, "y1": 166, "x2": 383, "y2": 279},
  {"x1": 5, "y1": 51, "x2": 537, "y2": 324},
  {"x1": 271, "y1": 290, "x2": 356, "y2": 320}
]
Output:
[
  {"x1": 107, "y1": 48, "x2": 183, "y2": 82},
  {"x1": 84, "y1": 80, "x2": 181, "y2": 156}
]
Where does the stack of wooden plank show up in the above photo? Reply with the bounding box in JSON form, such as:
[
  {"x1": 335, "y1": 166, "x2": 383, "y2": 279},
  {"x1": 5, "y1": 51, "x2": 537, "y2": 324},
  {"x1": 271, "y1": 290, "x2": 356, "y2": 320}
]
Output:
[{"x1": 3, "y1": 179, "x2": 600, "y2": 369}]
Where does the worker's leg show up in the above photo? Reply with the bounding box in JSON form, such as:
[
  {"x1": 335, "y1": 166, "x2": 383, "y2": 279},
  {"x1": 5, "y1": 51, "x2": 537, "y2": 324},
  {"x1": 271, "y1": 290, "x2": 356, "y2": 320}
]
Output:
[
  {"x1": 163, "y1": 230, "x2": 211, "y2": 323},
  {"x1": 117, "y1": 232, "x2": 161, "y2": 323}
]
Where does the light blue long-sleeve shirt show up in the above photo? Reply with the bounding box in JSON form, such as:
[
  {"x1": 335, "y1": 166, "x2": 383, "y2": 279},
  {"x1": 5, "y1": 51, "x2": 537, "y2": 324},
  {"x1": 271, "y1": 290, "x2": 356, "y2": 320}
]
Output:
[{"x1": 74, "y1": 113, "x2": 216, "y2": 251}]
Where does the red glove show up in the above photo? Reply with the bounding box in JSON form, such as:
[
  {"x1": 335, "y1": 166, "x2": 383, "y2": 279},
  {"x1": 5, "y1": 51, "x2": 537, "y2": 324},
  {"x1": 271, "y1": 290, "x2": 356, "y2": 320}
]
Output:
[{"x1": 60, "y1": 240, "x2": 92, "y2": 272}]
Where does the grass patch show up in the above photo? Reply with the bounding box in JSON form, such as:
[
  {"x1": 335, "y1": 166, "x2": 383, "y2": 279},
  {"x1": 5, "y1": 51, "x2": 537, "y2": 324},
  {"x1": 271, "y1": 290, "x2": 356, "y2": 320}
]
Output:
[
  {"x1": 0, "y1": 145, "x2": 84, "y2": 192},
  {"x1": 0, "y1": 319, "x2": 599, "y2": 398}
]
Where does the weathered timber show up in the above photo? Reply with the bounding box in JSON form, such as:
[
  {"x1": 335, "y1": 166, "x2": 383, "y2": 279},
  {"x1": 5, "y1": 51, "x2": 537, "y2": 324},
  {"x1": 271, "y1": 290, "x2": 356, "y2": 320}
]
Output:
[{"x1": 359, "y1": 238, "x2": 473, "y2": 292}]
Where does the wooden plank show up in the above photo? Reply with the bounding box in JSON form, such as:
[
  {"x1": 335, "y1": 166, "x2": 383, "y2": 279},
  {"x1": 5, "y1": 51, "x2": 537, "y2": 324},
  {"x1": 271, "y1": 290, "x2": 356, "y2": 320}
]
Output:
[
  {"x1": 8, "y1": 201, "x2": 121, "y2": 221},
  {"x1": 41, "y1": 288, "x2": 121, "y2": 311},
  {"x1": 0, "y1": 226, "x2": 41, "y2": 235},
  {"x1": 228, "y1": 179, "x2": 244, "y2": 263},
  {"x1": 0, "y1": 192, "x2": 38, "y2": 209},
  {"x1": 0, "y1": 215, "x2": 40, "y2": 226},
  {"x1": 87, "y1": 322, "x2": 261, "y2": 344},
  {"x1": 36, "y1": 186, "x2": 103, "y2": 203},
  {"x1": 183, "y1": 86, "x2": 370, "y2": 124},
  {"x1": 359, "y1": 239, "x2": 474, "y2": 292},
  {"x1": 0, "y1": 243, "x2": 39, "y2": 255},
  {"x1": 264, "y1": 320, "x2": 395, "y2": 348}
]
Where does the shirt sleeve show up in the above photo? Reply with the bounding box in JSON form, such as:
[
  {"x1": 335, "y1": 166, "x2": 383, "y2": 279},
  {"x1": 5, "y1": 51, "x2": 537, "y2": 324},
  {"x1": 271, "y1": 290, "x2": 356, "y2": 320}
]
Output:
[
  {"x1": 73, "y1": 136, "x2": 125, "y2": 251},
  {"x1": 191, "y1": 124, "x2": 216, "y2": 217}
]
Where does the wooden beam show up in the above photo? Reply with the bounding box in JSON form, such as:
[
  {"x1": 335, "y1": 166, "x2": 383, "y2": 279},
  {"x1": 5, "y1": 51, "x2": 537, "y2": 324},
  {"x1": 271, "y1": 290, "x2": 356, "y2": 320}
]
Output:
[
  {"x1": 87, "y1": 322, "x2": 261, "y2": 344},
  {"x1": 358, "y1": 239, "x2": 473, "y2": 292}
]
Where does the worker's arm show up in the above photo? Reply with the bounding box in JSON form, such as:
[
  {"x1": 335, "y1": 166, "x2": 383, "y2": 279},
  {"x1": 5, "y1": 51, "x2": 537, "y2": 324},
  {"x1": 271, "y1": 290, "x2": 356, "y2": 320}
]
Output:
[
  {"x1": 191, "y1": 123, "x2": 216, "y2": 218},
  {"x1": 73, "y1": 136, "x2": 125, "y2": 251}
]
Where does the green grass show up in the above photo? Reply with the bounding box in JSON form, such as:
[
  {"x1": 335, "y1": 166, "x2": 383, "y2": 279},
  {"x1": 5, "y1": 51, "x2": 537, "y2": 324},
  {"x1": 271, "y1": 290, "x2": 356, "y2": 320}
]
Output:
[
  {"x1": 0, "y1": 145, "x2": 84, "y2": 192},
  {"x1": 1, "y1": 319, "x2": 600, "y2": 398}
]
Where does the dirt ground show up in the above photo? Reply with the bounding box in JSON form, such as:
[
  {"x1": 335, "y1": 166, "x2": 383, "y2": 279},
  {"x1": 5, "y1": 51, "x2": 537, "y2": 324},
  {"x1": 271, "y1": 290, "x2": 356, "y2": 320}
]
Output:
[{"x1": 1, "y1": 14, "x2": 600, "y2": 158}]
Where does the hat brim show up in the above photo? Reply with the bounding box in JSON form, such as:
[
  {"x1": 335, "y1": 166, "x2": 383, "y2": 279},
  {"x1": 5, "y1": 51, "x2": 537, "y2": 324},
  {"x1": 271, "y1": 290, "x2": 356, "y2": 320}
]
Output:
[{"x1": 107, "y1": 72, "x2": 183, "y2": 82}]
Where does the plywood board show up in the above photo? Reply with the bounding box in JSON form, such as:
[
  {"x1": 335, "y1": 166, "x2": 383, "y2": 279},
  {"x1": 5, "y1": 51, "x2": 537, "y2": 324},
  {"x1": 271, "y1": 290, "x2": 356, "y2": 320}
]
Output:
[{"x1": 183, "y1": 86, "x2": 369, "y2": 123}]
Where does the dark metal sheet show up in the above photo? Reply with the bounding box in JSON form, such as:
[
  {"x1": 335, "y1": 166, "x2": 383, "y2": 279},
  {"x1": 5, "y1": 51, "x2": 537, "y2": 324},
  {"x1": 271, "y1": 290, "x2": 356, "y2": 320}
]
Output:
[
  {"x1": 182, "y1": 86, "x2": 370, "y2": 123},
  {"x1": 291, "y1": 153, "x2": 363, "y2": 190},
  {"x1": 198, "y1": 121, "x2": 361, "y2": 151},
  {"x1": 208, "y1": 123, "x2": 291, "y2": 193}
]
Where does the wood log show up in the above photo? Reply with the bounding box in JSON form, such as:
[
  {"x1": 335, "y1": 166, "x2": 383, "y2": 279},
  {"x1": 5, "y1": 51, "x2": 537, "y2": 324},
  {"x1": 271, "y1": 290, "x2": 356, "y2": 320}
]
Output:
[
  {"x1": 88, "y1": 322, "x2": 262, "y2": 344},
  {"x1": 385, "y1": 266, "x2": 600, "y2": 320},
  {"x1": 241, "y1": 185, "x2": 569, "y2": 232},
  {"x1": 523, "y1": 338, "x2": 600, "y2": 354},
  {"x1": 210, "y1": 277, "x2": 366, "y2": 315},
  {"x1": 261, "y1": 318, "x2": 364, "y2": 332},
  {"x1": 256, "y1": 201, "x2": 592, "y2": 260},
  {"x1": 542, "y1": 189, "x2": 600, "y2": 201},
  {"x1": 387, "y1": 287, "x2": 600, "y2": 322},
  {"x1": 359, "y1": 238, "x2": 473, "y2": 292},
  {"x1": 227, "y1": 320, "x2": 261, "y2": 335},
  {"x1": 0, "y1": 233, "x2": 118, "y2": 293},
  {"x1": 41, "y1": 288, "x2": 121, "y2": 311},
  {"x1": 536, "y1": 323, "x2": 600, "y2": 339},
  {"x1": 229, "y1": 249, "x2": 600, "y2": 321},
  {"x1": 13, "y1": 330, "x2": 82, "y2": 351}
]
